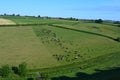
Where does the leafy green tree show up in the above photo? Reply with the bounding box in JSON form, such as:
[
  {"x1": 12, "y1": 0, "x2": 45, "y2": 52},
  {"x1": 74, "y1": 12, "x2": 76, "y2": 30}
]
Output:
[
  {"x1": 1, "y1": 64, "x2": 11, "y2": 77},
  {"x1": 116, "y1": 37, "x2": 120, "y2": 42},
  {"x1": 18, "y1": 62, "x2": 27, "y2": 77},
  {"x1": 95, "y1": 19, "x2": 103, "y2": 23},
  {"x1": 38, "y1": 15, "x2": 41, "y2": 18},
  {"x1": 12, "y1": 66, "x2": 19, "y2": 74},
  {"x1": 118, "y1": 25, "x2": 120, "y2": 27},
  {"x1": 41, "y1": 72, "x2": 48, "y2": 80},
  {"x1": 12, "y1": 14, "x2": 15, "y2": 16},
  {"x1": 114, "y1": 21, "x2": 120, "y2": 24},
  {"x1": 16, "y1": 14, "x2": 20, "y2": 16},
  {"x1": 4, "y1": 13, "x2": 7, "y2": 16}
]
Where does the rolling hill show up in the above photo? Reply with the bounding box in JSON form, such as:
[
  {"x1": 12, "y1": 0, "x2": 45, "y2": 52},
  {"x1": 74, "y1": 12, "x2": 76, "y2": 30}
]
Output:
[{"x1": 0, "y1": 16, "x2": 120, "y2": 80}]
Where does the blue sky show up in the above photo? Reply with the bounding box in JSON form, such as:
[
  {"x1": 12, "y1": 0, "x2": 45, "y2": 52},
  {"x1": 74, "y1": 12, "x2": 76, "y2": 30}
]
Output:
[{"x1": 0, "y1": 0, "x2": 120, "y2": 20}]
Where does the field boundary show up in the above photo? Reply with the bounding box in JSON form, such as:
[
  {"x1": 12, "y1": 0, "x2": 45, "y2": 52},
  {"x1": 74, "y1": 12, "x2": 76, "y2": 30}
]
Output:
[
  {"x1": 28, "y1": 51, "x2": 120, "y2": 74},
  {"x1": 0, "y1": 23, "x2": 118, "y2": 42},
  {"x1": 49, "y1": 24, "x2": 118, "y2": 42}
]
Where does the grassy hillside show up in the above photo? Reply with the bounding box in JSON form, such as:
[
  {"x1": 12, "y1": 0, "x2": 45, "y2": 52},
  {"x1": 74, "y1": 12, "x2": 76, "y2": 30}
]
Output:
[
  {"x1": 33, "y1": 25, "x2": 120, "y2": 64},
  {"x1": 0, "y1": 26, "x2": 59, "y2": 69},
  {"x1": 0, "y1": 16, "x2": 120, "y2": 80},
  {"x1": 0, "y1": 18, "x2": 16, "y2": 25},
  {"x1": 0, "y1": 16, "x2": 78, "y2": 25}
]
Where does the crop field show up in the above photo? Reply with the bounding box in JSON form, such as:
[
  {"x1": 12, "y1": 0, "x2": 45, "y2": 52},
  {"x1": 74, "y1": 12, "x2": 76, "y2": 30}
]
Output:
[
  {"x1": 0, "y1": 18, "x2": 16, "y2": 25},
  {"x1": 0, "y1": 16, "x2": 120, "y2": 80}
]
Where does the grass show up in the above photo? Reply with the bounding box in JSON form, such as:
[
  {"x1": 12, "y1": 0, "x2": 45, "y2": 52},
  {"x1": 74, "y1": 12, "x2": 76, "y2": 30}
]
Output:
[
  {"x1": 0, "y1": 16, "x2": 79, "y2": 25},
  {"x1": 53, "y1": 22, "x2": 120, "y2": 39},
  {"x1": 0, "y1": 16, "x2": 120, "y2": 80},
  {"x1": 33, "y1": 25, "x2": 120, "y2": 64},
  {"x1": 45, "y1": 52, "x2": 120, "y2": 78},
  {"x1": 0, "y1": 26, "x2": 59, "y2": 69},
  {"x1": 32, "y1": 23, "x2": 120, "y2": 79},
  {"x1": 0, "y1": 18, "x2": 16, "y2": 25}
]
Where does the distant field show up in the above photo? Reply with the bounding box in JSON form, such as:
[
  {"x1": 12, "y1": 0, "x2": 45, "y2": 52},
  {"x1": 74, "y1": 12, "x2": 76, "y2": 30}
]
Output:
[
  {"x1": 53, "y1": 22, "x2": 120, "y2": 39},
  {"x1": 33, "y1": 25, "x2": 120, "y2": 64},
  {"x1": 0, "y1": 16, "x2": 78, "y2": 25},
  {"x1": 0, "y1": 18, "x2": 16, "y2": 25}
]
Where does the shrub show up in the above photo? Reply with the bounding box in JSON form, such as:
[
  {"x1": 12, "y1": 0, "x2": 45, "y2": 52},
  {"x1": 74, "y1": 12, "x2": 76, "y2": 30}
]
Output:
[
  {"x1": 95, "y1": 19, "x2": 103, "y2": 23},
  {"x1": 117, "y1": 25, "x2": 120, "y2": 27},
  {"x1": 18, "y1": 62, "x2": 27, "y2": 77},
  {"x1": 115, "y1": 37, "x2": 120, "y2": 42},
  {"x1": 12, "y1": 66, "x2": 19, "y2": 74},
  {"x1": 1, "y1": 64, "x2": 11, "y2": 77},
  {"x1": 114, "y1": 21, "x2": 120, "y2": 24},
  {"x1": 41, "y1": 72, "x2": 48, "y2": 80}
]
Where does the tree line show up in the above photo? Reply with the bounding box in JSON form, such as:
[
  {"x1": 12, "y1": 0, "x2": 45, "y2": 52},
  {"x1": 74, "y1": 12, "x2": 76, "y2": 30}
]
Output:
[
  {"x1": 0, "y1": 13, "x2": 104, "y2": 23},
  {"x1": 0, "y1": 62, "x2": 27, "y2": 79}
]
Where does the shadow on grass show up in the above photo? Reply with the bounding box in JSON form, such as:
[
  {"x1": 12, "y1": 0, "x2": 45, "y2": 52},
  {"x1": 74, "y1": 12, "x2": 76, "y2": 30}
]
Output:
[
  {"x1": 51, "y1": 67, "x2": 120, "y2": 80},
  {"x1": 50, "y1": 24, "x2": 118, "y2": 42}
]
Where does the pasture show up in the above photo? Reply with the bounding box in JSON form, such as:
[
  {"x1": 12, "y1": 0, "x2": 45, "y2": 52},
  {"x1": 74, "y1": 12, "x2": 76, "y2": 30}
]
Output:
[
  {"x1": 0, "y1": 18, "x2": 16, "y2": 25},
  {"x1": 0, "y1": 16, "x2": 120, "y2": 80},
  {"x1": 0, "y1": 26, "x2": 59, "y2": 69}
]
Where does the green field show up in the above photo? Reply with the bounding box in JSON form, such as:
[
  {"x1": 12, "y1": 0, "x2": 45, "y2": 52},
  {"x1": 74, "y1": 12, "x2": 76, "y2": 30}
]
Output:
[
  {"x1": 0, "y1": 26, "x2": 60, "y2": 69},
  {"x1": 0, "y1": 16, "x2": 120, "y2": 80}
]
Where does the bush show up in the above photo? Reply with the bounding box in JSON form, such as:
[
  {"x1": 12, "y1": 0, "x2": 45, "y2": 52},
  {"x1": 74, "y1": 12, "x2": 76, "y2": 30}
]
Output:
[
  {"x1": 12, "y1": 66, "x2": 19, "y2": 74},
  {"x1": 1, "y1": 65, "x2": 11, "y2": 77},
  {"x1": 114, "y1": 21, "x2": 120, "y2": 24},
  {"x1": 27, "y1": 78, "x2": 34, "y2": 80},
  {"x1": 115, "y1": 37, "x2": 120, "y2": 42},
  {"x1": 95, "y1": 19, "x2": 103, "y2": 23},
  {"x1": 117, "y1": 25, "x2": 120, "y2": 27},
  {"x1": 41, "y1": 72, "x2": 48, "y2": 80},
  {"x1": 18, "y1": 62, "x2": 27, "y2": 77}
]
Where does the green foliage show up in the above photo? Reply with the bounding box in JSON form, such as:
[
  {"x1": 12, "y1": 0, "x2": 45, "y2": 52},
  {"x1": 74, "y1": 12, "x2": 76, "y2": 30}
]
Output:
[
  {"x1": 0, "y1": 16, "x2": 120, "y2": 80},
  {"x1": 0, "y1": 65, "x2": 11, "y2": 77},
  {"x1": 0, "y1": 63, "x2": 35, "y2": 80},
  {"x1": 95, "y1": 19, "x2": 103, "y2": 23},
  {"x1": 41, "y1": 72, "x2": 49, "y2": 79},
  {"x1": 2, "y1": 73, "x2": 25, "y2": 80},
  {"x1": 12, "y1": 66, "x2": 19, "y2": 74},
  {"x1": 32, "y1": 24, "x2": 120, "y2": 79},
  {"x1": 115, "y1": 37, "x2": 120, "y2": 42},
  {"x1": 38, "y1": 15, "x2": 41, "y2": 18},
  {"x1": 18, "y1": 62, "x2": 27, "y2": 77},
  {"x1": 114, "y1": 21, "x2": 120, "y2": 24},
  {"x1": 117, "y1": 24, "x2": 120, "y2": 27},
  {"x1": 32, "y1": 52, "x2": 120, "y2": 79}
]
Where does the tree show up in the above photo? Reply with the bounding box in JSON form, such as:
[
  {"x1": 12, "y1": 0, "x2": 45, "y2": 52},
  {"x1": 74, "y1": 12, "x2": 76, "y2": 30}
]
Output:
[
  {"x1": 118, "y1": 25, "x2": 120, "y2": 27},
  {"x1": 12, "y1": 14, "x2": 16, "y2": 16},
  {"x1": 95, "y1": 19, "x2": 103, "y2": 23},
  {"x1": 16, "y1": 14, "x2": 20, "y2": 16},
  {"x1": 41, "y1": 72, "x2": 48, "y2": 80},
  {"x1": 4, "y1": 13, "x2": 7, "y2": 16},
  {"x1": 115, "y1": 37, "x2": 120, "y2": 42},
  {"x1": 1, "y1": 65, "x2": 11, "y2": 77},
  {"x1": 114, "y1": 21, "x2": 120, "y2": 24},
  {"x1": 12, "y1": 66, "x2": 19, "y2": 74},
  {"x1": 18, "y1": 62, "x2": 27, "y2": 77},
  {"x1": 38, "y1": 15, "x2": 41, "y2": 18}
]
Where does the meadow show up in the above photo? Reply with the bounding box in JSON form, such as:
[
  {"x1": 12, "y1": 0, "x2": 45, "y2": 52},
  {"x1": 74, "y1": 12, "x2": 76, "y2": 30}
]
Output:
[
  {"x1": 0, "y1": 16, "x2": 120, "y2": 80},
  {"x1": 0, "y1": 18, "x2": 16, "y2": 25}
]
